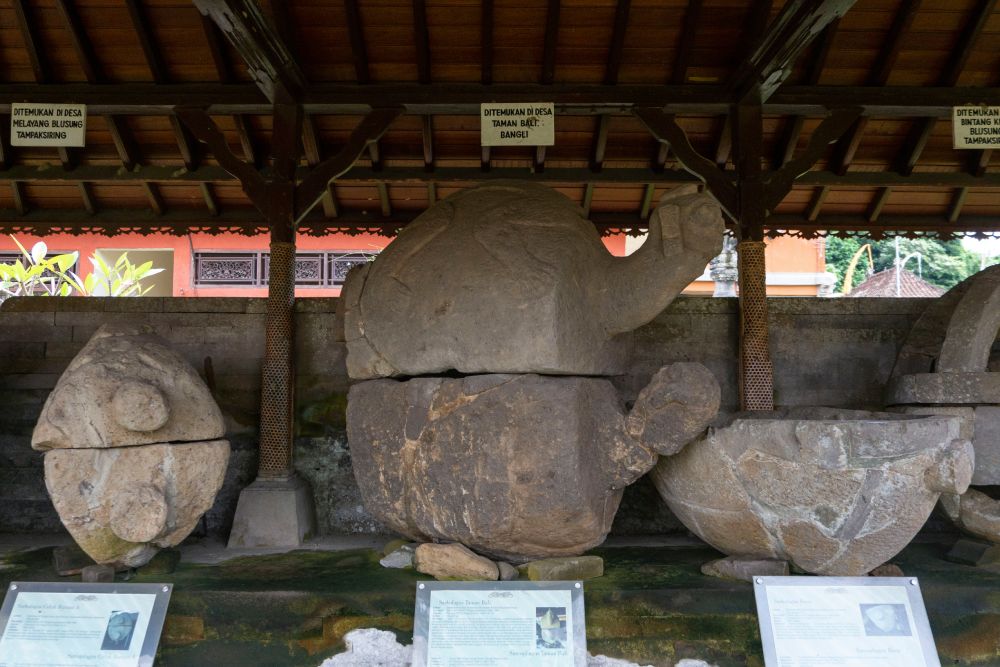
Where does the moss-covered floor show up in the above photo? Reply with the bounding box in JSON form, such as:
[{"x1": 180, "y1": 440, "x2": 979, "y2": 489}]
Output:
[{"x1": 1, "y1": 539, "x2": 999, "y2": 667}]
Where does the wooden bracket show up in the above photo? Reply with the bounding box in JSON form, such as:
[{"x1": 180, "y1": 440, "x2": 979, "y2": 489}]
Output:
[
  {"x1": 764, "y1": 106, "x2": 863, "y2": 210},
  {"x1": 295, "y1": 108, "x2": 403, "y2": 220},
  {"x1": 633, "y1": 107, "x2": 738, "y2": 217}
]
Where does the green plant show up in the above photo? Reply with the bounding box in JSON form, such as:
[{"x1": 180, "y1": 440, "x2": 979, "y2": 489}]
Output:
[
  {"x1": 0, "y1": 237, "x2": 164, "y2": 303},
  {"x1": 0, "y1": 238, "x2": 79, "y2": 302},
  {"x1": 71, "y1": 251, "x2": 164, "y2": 297}
]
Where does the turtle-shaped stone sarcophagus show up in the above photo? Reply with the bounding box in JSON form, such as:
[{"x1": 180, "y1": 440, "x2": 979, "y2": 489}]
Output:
[{"x1": 345, "y1": 181, "x2": 726, "y2": 561}]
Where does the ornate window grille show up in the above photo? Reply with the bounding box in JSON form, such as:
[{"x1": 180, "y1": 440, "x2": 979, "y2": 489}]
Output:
[{"x1": 193, "y1": 251, "x2": 377, "y2": 288}]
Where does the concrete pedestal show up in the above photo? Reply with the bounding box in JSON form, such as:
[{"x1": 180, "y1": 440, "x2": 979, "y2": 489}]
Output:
[{"x1": 227, "y1": 475, "x2": 316, "y2": 548}]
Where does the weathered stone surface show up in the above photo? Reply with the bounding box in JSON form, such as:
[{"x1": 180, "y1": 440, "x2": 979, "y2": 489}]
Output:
[
  {"x1": 379, "y1": 546, "x2": 415, "y2": 569},
  {"x1": 81, "y1": 564, "x2": 114, "y2": 583},
  {"x1": 521, "y1": 556, "x2": 604, "y2": 581},
  {"x1": 887, "y1": 372, "x2": 1000, "y2": 405},
  {"x1": 652, "y1": 409, "x2": 972, "y2": 575},
  {"x1": 937, "y1": 266, "x2": 1000, "y2": 372},
  {"x1": 974, "y1": 406, "x2": 1000, "y2": 485},
  {"x1": 700, "y1": 557, "x2": 789, "y2": 582},
  {"x1": 626, "y1": 363, "x2": 721, "y2": 456},
  {"x1": 30, "y1": 325, "x2": 231, "y2": 569},
  {"x1": 44, "y1": 441, "x2": 229, "y2": 567},
  {"x1": 413, "y1": 543, "x2": 499, "y2": 581},
  {"x1": 497, "y1": 561, "x2": 519, "y2": 581},
  {"x1": 869, "y1": 563, "x2": 905, "y2": 577},
  {"x1": 343, "y1": 181, "x2": 723, "y2": 379},
  {"x1": 32, "y1": 324, "x2": 224, "y2": 450},
  {"x1": 944, "y1": 489, "x2": 1000, "y2": 544},
  {"x1": 320, "y1": 628, "x2": 413, "y2": 667},
  {"x1": 348, "y1": 369, "x2": 717, "y2": 561},
  {"x1": 944, "y1": 538, "x2": 1000, "y2": 567}
]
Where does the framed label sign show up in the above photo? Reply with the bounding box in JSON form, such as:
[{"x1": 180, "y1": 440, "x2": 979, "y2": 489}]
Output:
[
  {"x1": 10, "y1": 103, "x2": 87, "y2": 147},
  {"x1": 412, "y1": 580, "x2": 586, "y2": 667},
  {"x1": 754, "y1": 576, "x2": 940, "y2": 667},
  {"x1": 0, "y1": 581, "x2": 172, "y2": 667}
]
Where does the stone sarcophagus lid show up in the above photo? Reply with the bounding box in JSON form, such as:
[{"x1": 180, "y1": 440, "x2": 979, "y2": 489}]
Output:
[
  {"x1": 345, "y1": 181, "x2": 725, "y2": 561},
  {"x1": 342, "y1": 181, "x2": 724, "y2": 379},
  {"x1": 651, "y1": 408, "x2": 973, "y2": 575},
  {"x1": 32, "y1": 324, "x2": 230, "y2": 568}
]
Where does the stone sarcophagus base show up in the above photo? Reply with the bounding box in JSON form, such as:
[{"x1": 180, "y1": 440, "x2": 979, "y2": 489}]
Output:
[
  {"x1": 651, "y1": 408, "x2": 973, "y2": 576},
  {"x1": 348, "y1": 367, "x2": 719, "y2": 563}
]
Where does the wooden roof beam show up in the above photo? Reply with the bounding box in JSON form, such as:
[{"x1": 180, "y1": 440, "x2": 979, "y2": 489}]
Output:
[
  {"x1": 773, "y1": 20, "x2": 839, "y2": 168},
  {"x1": 893, "y1": 0, "x2": 997, "y2": 175},
  {"x1": 481, "y1": 0, "x2": 494, "y2": 85},
  {"x1": 78, "y1": 182, "x2": 96, "y2": 215},
  {"x1": 541, "y1": 0, "x2": 561, "y2": 84},
  {"x1": 6, "y1": 164, "x2": 1000, "y2": 189},
  {"x1": 12, "y1": 0, "x2": 48, "y2": 83},
  {"x1": 413, "y1": 0, "x2": 432, "y2": 85},
  {"x1": 6, "y1": 83, "x2": 1000, "y2": 115},
  {"x1": 731, "y1": 0, "x2": 857, "y2": 102},
  {"x1": 193, "y1": 0, "x2": 306, "y2": 103},
  {"x1": 124, "y1": 0, "x2": 168, "y2": 83},
  {"x1": 605, "y1": 0, "x2": 632, "y2": 86},
  {"x1": 832, "y1": 0, "x2": 921, "y2": 176},
  {"x1": 671, "y1": 0, "x2": 703, "y2": 84},
  {"x1": 344, "y1": 0, "x2": 370, "y2": 84}
]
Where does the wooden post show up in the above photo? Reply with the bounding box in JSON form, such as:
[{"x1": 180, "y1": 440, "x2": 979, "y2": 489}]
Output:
[
  {"x1": 733, "y1": 88, "x2": 774, "y2": 411},
  {"x1": 256, "y1": 102, "x2": 301, "y2": 479}
]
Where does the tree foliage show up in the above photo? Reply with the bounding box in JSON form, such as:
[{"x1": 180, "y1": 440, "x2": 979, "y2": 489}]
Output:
[{"x1": 825, "y1": 235, "x2": 990, "y2": 293}]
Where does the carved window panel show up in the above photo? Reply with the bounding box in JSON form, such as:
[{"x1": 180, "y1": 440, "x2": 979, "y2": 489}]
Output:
[{"x1": 193, "y1": 251, "x2": 377, "y2": 288}]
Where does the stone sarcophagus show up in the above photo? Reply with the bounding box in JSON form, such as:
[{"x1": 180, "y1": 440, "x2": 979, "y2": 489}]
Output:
[
  {"x1": 349, "y1": 365, "x2": 720, "y2": 561},
  {"x1": 32, "y1": 324, "x2": 230, "y2": 568},
  {"x1": 345, "y1": 181, "x2": 725, "y2": 561},
  {"x1": 651, "y1": 408, "x2": 973, "y2": 575},
  {"x1": 886, "y1": 265, "x2": 1000, "y2": 541}
]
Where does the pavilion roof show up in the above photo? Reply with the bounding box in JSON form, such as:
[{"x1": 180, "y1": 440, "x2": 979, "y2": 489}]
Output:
[
  {"x1": 848, "y1": 266, "x2": 946, "y2": 297},
  {"x1": 0, "y1": 0, "x2": 998, "y2": 239}
]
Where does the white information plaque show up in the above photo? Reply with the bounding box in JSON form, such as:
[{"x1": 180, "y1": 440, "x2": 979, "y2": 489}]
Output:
[
  {"x1": 480, "y1": 103, "x2": 555, "y2": 146},
  {"x1": 0, "y1": 581, "x2": 172, "y2": 667},
  {"x1": 10, "y1": 103, "x2": 87, "y2": 147},
  {"x1": 412, "y1": 580, "x2": 586, "y2": 667},
  {"x1": 754, "y1": 576, "x2": 940, "y2": 667},
  {"x1": 953, "y1": 106, "x2": 1000, "y2": 149}
]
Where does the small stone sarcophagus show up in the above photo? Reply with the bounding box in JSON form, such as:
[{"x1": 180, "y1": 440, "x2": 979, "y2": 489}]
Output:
[
  {"x1": 32, "y1": 325, "x2": 230, "y2": 568},
  {"x1": 345, "y1": 181, "x2": 725, "y2": 561},
  {"x1": 651, "y1": 408, "x2": 973, "y2": 575}
]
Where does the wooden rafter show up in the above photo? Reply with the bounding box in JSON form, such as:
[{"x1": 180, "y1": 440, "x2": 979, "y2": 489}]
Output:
[
  {"x1": 633, "y1": 108, "x2": 738, "y2": 217},
  {"x1": 540, "y1": 0, "x2": 561, "y2": 85},
  {"x1": 344, "y1": 0, "x2": 370, "y2": 84},
  {"x1": 193, "y1": 0, "x2": 306, "y2": 103},
  {"x1": 731, "y1": 0, "x2": 857, "y2": 101},
  {"x1": 413, "y1": 0, "x2": 432, "y2": 85},
  {"x1": 12, "y1": 0, "x2": 47, "y2": 82},
  {"x1": 605, "y1": 0, "x2": 632, "y2": 86},
  {"x1": 671, "y1": 0, "x2": 703, "y2": 84},
  {"x1": 481, "y1": 0, "x2": 494, "y2": 85},
  {"x1": 4, "y1": 164, "x2": 1000, "y2": 189}
]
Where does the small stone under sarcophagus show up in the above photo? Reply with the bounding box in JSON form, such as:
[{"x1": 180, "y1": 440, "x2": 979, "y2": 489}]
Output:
[{"x1": 32, "y1": 324, "x2": 230, "y2": 568}]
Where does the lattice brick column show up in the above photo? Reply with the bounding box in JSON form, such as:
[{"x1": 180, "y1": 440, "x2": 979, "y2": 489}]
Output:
[
  {"x1": 258, "y1": 240, "x2": 295, "y2": 477},
  {"x1": 737, "y1": 240, "x2": 774, "y2": 411}
]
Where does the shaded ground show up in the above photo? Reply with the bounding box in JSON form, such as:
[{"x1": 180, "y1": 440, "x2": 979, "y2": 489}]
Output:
[{"x1": 0, "y1": 538, "x2": 998, "y2": 666}]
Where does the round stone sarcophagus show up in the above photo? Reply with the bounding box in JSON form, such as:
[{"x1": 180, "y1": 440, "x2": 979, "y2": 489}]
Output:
[
  {"x1": 32, "y1": 324, "x2": 230, "y2": 568},
  {"x1": 650, "y1": 408, "x2": 973, "y2": 575}
]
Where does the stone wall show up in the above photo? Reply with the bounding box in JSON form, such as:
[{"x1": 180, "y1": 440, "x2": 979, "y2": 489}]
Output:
[{"x1": 0, "y1": 295, "x2": 931, "y2": 538}]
